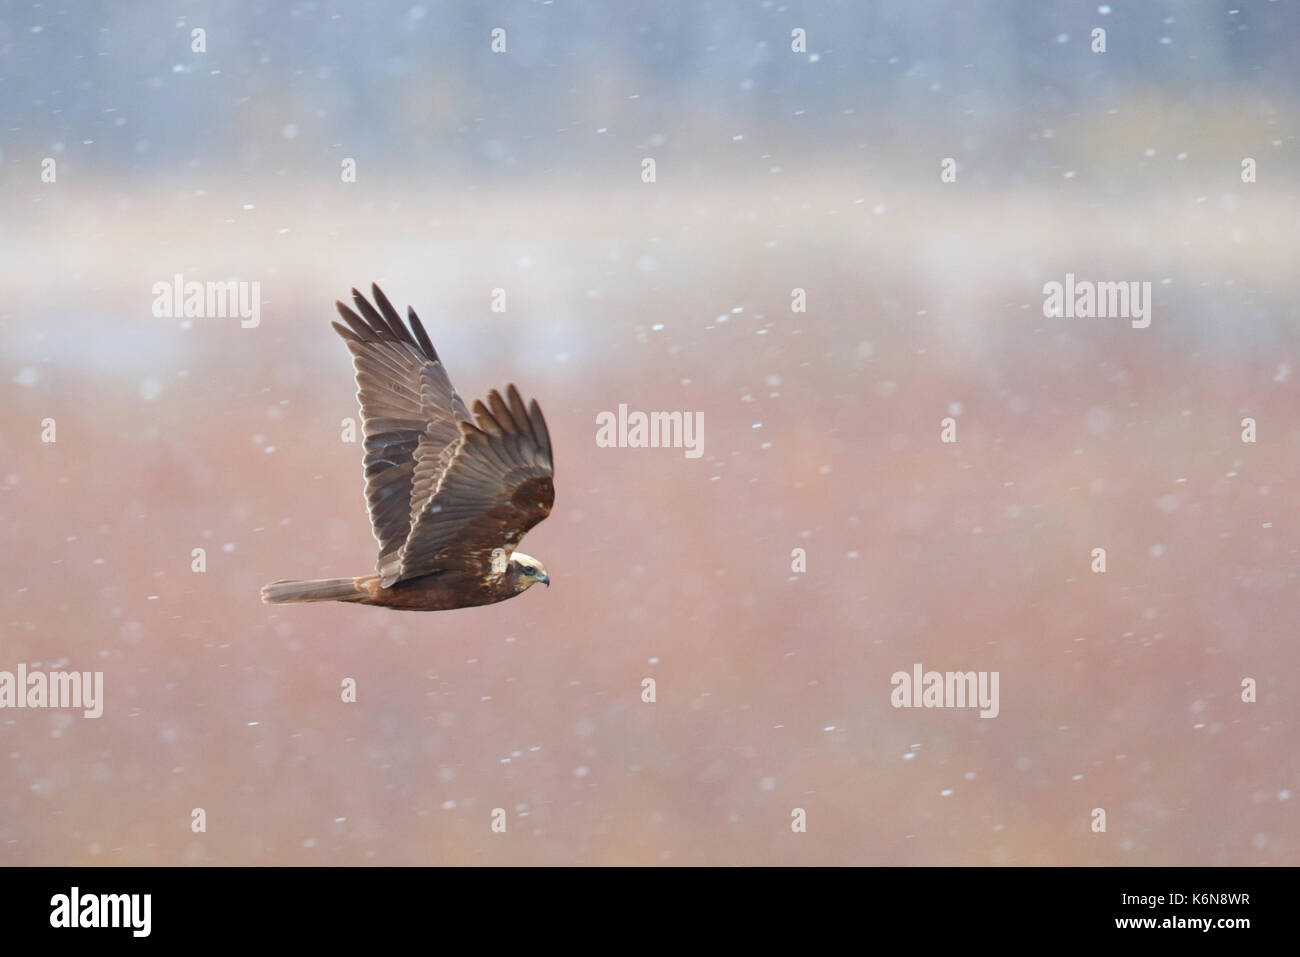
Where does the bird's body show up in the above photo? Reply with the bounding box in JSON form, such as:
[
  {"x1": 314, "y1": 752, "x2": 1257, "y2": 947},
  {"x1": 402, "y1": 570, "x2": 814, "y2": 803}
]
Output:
[
  {"x1": 263, "y1": 564, "x2": 531, "y2": 611},
  {"x1": 261, "y1": 285, "x2": 554, "y2": 612}
]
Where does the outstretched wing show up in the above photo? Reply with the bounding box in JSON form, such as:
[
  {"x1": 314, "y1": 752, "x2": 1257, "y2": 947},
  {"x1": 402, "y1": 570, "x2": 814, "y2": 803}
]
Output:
[
  {"x1": 391, "y1": 384, "x2": 554, "y2": 586},
  {"x1": 331, "y1": 284, "x2": 471, "y2": 582}
]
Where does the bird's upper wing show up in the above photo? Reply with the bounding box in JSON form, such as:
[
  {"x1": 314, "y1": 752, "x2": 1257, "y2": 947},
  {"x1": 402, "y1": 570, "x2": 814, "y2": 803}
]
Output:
[
  {"x1": 331, "y1": 284, "x2": 471, "y2": 583},
  {"x1": 392, "y1": 383, "x2": 554, "y2": 586}
]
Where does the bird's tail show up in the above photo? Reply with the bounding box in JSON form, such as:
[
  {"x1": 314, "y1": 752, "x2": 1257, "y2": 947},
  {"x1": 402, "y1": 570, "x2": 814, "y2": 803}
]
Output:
[{"x1": 261, "y1": 576, "x2": 371, "y2": 605}]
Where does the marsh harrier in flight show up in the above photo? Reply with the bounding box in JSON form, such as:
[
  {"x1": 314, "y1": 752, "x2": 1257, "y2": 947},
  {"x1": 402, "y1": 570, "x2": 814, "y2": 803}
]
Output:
[{"x1": 262, "y1": 285, "x2": 554, "y2": 611}]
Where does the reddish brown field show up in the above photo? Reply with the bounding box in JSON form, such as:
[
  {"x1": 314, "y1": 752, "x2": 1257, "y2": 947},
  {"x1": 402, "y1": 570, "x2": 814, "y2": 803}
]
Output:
[{"x1": 2, "y1": 169, "x2": 1297, "y2": 865}]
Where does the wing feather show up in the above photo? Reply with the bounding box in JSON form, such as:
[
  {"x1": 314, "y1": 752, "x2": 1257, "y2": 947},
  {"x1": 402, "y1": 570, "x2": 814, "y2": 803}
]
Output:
[
  {"x1": 332, "y1": 284, "x2": 472, "y2": 581},
  {"x1": 391, "y1": 383, "x2": 554, "y2": 585}
]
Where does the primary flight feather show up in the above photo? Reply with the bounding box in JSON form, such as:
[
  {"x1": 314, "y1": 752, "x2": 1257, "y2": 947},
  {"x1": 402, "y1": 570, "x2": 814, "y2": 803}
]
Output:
[{"x1": 261, "y1": 284, "x2": 554, "y2": 611}]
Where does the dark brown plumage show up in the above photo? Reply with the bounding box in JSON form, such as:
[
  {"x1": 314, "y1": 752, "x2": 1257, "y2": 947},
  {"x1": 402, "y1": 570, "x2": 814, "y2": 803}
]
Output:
[{"x1": 261, "y1": 284, "x2": 554, "y2": 611}]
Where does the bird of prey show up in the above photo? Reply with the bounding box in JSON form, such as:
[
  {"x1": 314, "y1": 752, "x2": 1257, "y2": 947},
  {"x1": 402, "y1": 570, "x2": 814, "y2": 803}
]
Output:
[{"x1": 261, "y1": 284, "x2": 554, "y2": 611}]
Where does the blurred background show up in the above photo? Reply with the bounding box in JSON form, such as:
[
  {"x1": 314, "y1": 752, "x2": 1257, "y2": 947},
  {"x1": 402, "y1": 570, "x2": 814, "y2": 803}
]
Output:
[{"x1": 1, "y1": 0, "x2": 1298, "y2": 865}]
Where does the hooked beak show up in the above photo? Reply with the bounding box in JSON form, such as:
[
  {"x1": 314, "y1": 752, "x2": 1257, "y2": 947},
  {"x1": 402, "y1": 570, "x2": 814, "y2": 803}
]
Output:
[{"x1": 540, "y1": 574, "x2": 550, "y2": 588}]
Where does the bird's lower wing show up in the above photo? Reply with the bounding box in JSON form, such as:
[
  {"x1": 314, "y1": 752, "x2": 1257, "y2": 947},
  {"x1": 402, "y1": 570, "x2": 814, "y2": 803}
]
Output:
[{"x1": 390, "y1": 384, "x2": 554, "y2": 586}]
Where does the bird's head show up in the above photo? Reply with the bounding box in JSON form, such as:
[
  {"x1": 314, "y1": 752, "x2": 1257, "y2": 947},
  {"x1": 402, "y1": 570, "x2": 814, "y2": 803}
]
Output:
[{"x1": 510, "y1": 552, "x2": 550, "y2": 592}]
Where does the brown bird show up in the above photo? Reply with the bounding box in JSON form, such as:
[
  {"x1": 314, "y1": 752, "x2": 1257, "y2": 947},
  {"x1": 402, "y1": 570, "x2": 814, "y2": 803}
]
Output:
[{"x1": 261, "y1": 284, "x2": 554, "y2": 611}]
